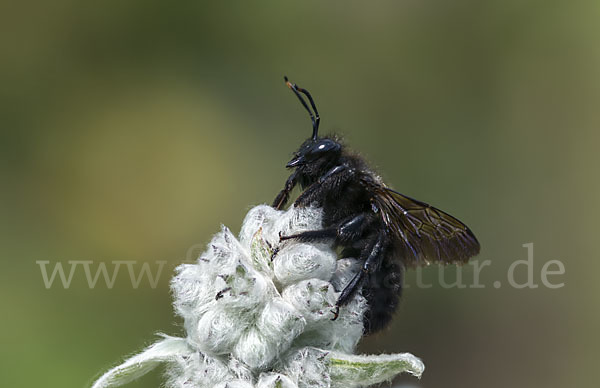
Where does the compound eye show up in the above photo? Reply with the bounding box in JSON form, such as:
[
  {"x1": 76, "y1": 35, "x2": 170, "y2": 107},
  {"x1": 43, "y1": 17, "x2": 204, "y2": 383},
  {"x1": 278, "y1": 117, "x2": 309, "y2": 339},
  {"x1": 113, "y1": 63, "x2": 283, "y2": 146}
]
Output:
[{"x1": 306, "y1": 139, "x2": 341, "y2": 159}]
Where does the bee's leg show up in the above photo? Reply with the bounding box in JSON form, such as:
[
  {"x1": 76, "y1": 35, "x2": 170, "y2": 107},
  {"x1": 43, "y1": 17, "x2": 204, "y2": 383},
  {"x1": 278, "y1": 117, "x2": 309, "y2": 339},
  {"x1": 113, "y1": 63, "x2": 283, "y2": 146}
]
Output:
[
  {"x1": 279, "y1": 228, "x2": 337, "y2": 242},
  {"x1": 279, "y1": 213, "x2": 370, "y2": 243},
  {"x1": 273, "y1": 170, "x2": 298, "y2": 210},
  {"x1": 294, "y1": 164, "x2": 354, "y2": 207},
  {"x1": 336, "y1": 213, "x2": 370, "y2": 243},
  {"x1": 273, "y1": 227, "x2": 336, "y2": 261},
  {"x1": 332, "y1": 231, "x2": 386, "y2": 320}
]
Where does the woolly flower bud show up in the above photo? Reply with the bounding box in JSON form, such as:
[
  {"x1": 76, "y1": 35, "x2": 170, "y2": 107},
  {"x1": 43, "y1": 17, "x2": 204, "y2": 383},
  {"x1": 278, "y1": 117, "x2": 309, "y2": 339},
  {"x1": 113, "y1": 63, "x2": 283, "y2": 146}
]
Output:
[
  {"x1": 255, "y1": 373, "x2": 297, "y2": 388},
  {"x1": 274, "y1": 243, "x2": 337, "y2": 286},
  {"x1": 92, "y1": 205, "x2": 425, "y2": 388}
]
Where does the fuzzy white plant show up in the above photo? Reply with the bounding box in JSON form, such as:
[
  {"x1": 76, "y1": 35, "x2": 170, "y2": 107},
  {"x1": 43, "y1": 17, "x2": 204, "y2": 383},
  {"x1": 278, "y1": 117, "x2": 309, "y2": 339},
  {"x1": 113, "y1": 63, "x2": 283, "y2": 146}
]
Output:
[{"x1": 91, "y1": 205, "x2": 424, "y2": 388}]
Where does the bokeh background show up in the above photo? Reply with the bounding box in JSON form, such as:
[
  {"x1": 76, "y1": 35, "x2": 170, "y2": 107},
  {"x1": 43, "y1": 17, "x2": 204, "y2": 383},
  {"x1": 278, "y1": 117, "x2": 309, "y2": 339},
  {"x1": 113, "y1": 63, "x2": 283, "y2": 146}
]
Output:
[{"x1": 1, "y1": 1, "x2": 598, "y2": 387}]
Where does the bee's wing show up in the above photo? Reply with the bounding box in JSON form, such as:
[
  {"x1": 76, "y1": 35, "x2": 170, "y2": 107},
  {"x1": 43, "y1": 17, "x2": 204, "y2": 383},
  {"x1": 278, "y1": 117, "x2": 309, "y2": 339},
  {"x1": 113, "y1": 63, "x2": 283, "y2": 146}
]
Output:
[{"x1": 369, "y1": 184, "x2": 480, "y2": 267}]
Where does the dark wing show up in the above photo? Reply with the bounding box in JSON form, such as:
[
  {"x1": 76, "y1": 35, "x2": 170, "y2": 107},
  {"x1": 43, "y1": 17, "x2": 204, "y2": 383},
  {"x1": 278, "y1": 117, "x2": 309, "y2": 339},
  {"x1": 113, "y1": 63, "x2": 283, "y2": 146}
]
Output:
[{"x1": 368, "y1": 182, "x2": 480, "y2": 267}]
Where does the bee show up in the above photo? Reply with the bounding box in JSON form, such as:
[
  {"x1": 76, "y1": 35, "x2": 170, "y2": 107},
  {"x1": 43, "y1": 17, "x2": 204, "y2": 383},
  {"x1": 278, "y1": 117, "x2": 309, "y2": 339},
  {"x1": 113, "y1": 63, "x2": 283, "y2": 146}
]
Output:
[{"x1": 273, "y1": 77, "x2": 481, "y2": 334}]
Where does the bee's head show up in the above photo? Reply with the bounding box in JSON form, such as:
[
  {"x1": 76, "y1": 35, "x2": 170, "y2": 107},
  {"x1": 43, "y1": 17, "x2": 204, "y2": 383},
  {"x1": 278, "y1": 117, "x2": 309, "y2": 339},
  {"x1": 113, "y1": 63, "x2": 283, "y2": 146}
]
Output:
[
  {"x1": 286, "y1": 137, "x2": 341, "y2": 168},
  {"x1": 283, "y1": 77, "x2": 342, "y2": 170}
]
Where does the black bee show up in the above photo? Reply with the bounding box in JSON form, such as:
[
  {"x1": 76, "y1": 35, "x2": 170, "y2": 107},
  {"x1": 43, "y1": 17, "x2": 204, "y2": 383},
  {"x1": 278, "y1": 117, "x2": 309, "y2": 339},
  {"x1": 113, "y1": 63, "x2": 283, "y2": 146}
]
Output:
[{"x1": 273, "y1": 77, "x2": 481, "y2": 334}]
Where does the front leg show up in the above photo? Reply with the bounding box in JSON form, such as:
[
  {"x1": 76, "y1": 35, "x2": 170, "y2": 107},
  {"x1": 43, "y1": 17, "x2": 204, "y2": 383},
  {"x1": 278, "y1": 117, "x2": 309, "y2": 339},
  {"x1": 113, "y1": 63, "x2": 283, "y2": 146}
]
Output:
[
  {"x1": 295, "y1": 164, "x2": 354, "y2": 207},
  {"x1": 272, "y1": 170, "x2": 298, "y2": 210}
]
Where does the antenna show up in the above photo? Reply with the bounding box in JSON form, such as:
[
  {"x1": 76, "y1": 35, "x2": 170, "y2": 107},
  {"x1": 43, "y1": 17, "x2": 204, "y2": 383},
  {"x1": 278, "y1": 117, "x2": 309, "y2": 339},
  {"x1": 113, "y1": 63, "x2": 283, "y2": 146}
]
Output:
[{"x1": 284, "y1": 76, "x2": 320, "y2": 140}]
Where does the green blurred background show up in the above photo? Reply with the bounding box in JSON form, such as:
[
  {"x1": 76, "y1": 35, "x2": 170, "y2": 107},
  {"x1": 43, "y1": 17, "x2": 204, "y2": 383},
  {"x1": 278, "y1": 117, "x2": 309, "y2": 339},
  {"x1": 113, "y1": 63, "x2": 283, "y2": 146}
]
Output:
[{"x1": 1, "y1": 1, "x2": 597, "y2": 387}]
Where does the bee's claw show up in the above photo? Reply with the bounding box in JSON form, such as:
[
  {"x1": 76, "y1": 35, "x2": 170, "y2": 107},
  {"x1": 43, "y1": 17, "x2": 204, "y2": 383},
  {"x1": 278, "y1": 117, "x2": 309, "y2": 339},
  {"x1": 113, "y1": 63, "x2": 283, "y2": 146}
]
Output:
[
  {"x1": 270, "y1": 246, "x2": 280, "y2": 261},
  {"x1": 279, "y1": 231, "x2": 295, "y2": 242},
  {"x1": 331, "y1": 306, "x2": 340, "y2": 321},
  {"x1": 215, "y1": 287, "x2": 232, "y2": 300}
]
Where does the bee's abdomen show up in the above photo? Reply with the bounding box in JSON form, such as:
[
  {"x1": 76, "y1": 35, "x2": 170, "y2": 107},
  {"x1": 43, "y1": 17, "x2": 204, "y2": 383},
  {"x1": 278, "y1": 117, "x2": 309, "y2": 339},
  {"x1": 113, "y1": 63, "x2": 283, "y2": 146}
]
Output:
[{"x1": 362, "y1": 251, "x2": 404, "y2": 334}]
